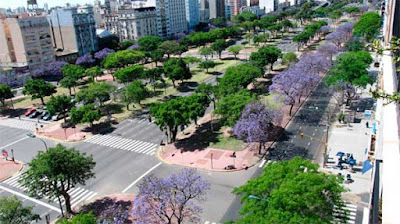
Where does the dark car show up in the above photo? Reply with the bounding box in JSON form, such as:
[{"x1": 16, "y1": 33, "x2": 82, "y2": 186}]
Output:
[
  {"x1": 29, "y1": 110, "x2": 41, "y2": 118},
  {"x1": 42, "y1": 113, "x2": 52, "y2": 121},
  {"x1": 38, "y1": 111, "x2": 49, "y2": 120}
]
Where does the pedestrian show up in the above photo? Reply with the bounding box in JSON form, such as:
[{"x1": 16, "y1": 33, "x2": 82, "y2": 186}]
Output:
[{"x1": 366, "y1": 121, "x2": 369, "y2": 128}]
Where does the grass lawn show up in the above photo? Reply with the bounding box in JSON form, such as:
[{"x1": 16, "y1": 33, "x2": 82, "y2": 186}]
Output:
[
  {"x1": 13, "y1": 86, "x2": 71, "y2": 109},
  {"x1": 209, "y1": 134, "x2": 246, "y2": 151}
]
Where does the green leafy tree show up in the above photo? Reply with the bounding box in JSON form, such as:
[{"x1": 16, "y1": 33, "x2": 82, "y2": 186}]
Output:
[
  {"x1": 70, "y1": 104, "x2": 101, "y2": 127},
  {"x1": 329, "y1": 10, "x2": 343, "y2": 20},
  {"x1": 0, "y1": 84, "x2": 14, "y2": 107},
  {"x1": 85, "y1": 66, "x2": 103, "y2": 82},
  {"x1": 228, "y1": 46, "x2": 243, "y2": 59},
  {"x1": 46, "y1": 95, "x2": 75, "y2": 123},
  {"x1": 102, "y1": 50, "x2": 145, "y2": 80},
  {"x1": 22, "y1": 79, "x2": 56, "y2": 105},
  {"x1": 214, "y1": 90, "x2": 255, "y2": 126},
  {"x1": 199, "y1": 60, "x2": 217, "y2": 73},
  {"x1": 149, "y1": 49, "x2": 165, "y2": 66},
  {"x1": 76, "y1": 82, "x2": 115, "y2": 107},
  {"x1": 327, "y1": 51, "x2": 373, "y2": 88},
  {"x1": 114, "y1": 65, "x2": 144, "y2": 84},
  {"x1": 144, "y1": 67, "x2": 164, "y2": 92},
  {"x1": 58, "y1": 212, "x2": 96, "y2": 224},
  {"x1": 163, "y1": 58, "x2": 192, "y2": 87},
  {"x1": 120, "y1": 40, "x2": 136, "y2": 49},
  {"x1": 345, "y1": 6, "x2": 360, "y2": 16},
  {"x1": 211, "y1": 39, "x2": 228, "y2": 59},
  {"x1": 183, "y1": 56, "x2": 202, "y2": 65},
  {"x1": 253, "y1": 34, "x2": 270, "y2": 46},
  {"x1": 199, "y1": 47, "x2": 213, "y2": 60},
  {"x1": 60, "y1": 75, "x2": 78, "y2": 96},
  {"x1": 234, "y1": 11, "x2": 257, "y2": 23},
  {"x1": 138, "y1": 36, "x2": 163, "y2": 52},
  {"x1": 233, "y1": 157, "x2": 348, "y2": 224},
  {"x1": 19, "y1": 144, "x2": 95, "y2": 215},
  {"x1": 0, "y1": 196, "x2": 40, "y2": 224},
  {"x1": 195, "y1": 83, "x2": 216, "y2": 106},
  {"x1": 344, "y1": 38, "x2": 365, "y2": 52},
  {"x1": 185, "y1": 94, "x2": 210, "y2": 125},
  {"x1": 62, "y1": 64, "x2": 85, "y2": 80},
  {"x1": 250, "y1": 46, "x2": 282, "y2": 71},
  {"x1": 121, "y1": 80, "x2": 149, "y2": 110},
  {"x1": 158, "y1": 41, "x2": 181, "y2": 59},
  {"x1": 353, "y1": 12, "x2": 381, "y2": 41},
  {"x1": 282, "y1": 52, "x2": 299, "y2": 66}
]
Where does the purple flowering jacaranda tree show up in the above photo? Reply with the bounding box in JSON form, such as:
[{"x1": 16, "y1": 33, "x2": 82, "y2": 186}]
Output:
[
  {"x1": 337, "y1": 22, "x2": 354, "y2": 39},
  {"x1": 76, "y1": 53, "x2": 96, "y2": 68},
  {"x1": 233, "y1": 101, "x2": 281, "y2": 153},
  {"x1": 94, "y1": 48, "x2": 115, "y2": 61},
  {"x1": 269, "y1": 68, "x2": 301, "y2": 116},
  {"x1": 326, "y1": 31, "x2": 348, "y2": 47},
  {"x1": 317, "y1": 43, "x2": 339, "y2": 61},
  {"x1": 133, "y1": 169, "x2": 210, "y2": 224},
  {"x1": 98, "y1": 203, "x2": 130, "y2": 224},
  {"x1": 32, "y1": 61, "x2": 67, "y2": 79},
  {"x1": 320, "y1": 25, "x2": 331, "y2": 37}
]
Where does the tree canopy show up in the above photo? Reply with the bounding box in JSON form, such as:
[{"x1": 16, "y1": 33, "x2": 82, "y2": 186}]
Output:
[
  {"x1": 138, "y1": 36, "x2": 163, "y2": 52},
  {"x1": 102, "y1": 50, "x2": 145, "y2": 69},
  {"x1": 46, "y1": 95, "x2": 75, "y2": 122},
  {"x1": 19, "y1": 144, "x2": 95, "y2": 214},
  {"x1": 22, "y1": 79, "x2": 56, "y2": 105},
  {"x1": 163, "y1": 58, "x2": 191, "y2": 87},
  {"x1": 0, "y1": 84, "x2": 14, "y2": 107},
  {"x1": 250, "y1": 46, "x2": 282, "y2": 70},
  {"x1": 0, "y1": 196, "x2": 40, "y2": 224},
  {"x1": 75, "y1": 82, "x2": 115, "y2": 107},
  {"x1": 121, "y1": 80, "x2": 148, "y2": 110},
  {"x1": 114, "y1": 65, "x2": 144, "y2": 84},
  {"x1": 70, "y1": 104, "x2": 101, "y2": 127},
  {"x1": 353, "y1": 12, "x2": 381, "y2": 41},
  {"x1": 233, "y1": 157, "x2": 348, "y2": 224}
]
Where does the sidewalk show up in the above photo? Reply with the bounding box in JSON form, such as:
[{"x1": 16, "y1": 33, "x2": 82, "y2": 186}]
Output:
[
  {"x1": 321, "y1": 86, "x2": 375, "y2": 206},
  {"x1": 36, "y1": 121, "x2": 89, "y2": 142},
  {"x1": 0, "y1": 158, "x2": 23, "y2": 182}
]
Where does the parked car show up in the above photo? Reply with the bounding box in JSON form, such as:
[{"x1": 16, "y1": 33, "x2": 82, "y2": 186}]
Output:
[
  {"x1": 52, "y1": 113, "x2": 66, "y2": 121},
  {"x1": 29, "y1": 110, "x2": 41, "y2": 118},
  {"x1": 24, "y1": 108, "x2": 36, "y2": 116},
  {"x1": 38, "y1": 111, "x2": 49, "y2": 120},
  {"x1": 42, "y1": 113, "x2": 52, "y2": 121}
]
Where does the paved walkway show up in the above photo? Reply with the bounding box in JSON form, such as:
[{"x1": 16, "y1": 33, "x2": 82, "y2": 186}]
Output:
[
  {"x1": 36, "y1": 121, "x2": 88, "y2": 142},
  {"x1": 0, "y1": 158, "x2": 23, "y2": 182}
]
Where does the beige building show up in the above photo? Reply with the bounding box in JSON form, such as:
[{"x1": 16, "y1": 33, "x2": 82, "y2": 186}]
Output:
[
  {"x1": 0, "y1": 15, "x2": 55, "y2": 72},
  {"x1": 118, "y1": 6, "x2": 157, "y2": 41}
]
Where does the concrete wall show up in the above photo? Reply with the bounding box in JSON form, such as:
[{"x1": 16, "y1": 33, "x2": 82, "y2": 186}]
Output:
[
  {"x1": 7, "y1": 18, "x2": 26, "y2": 64},
  {"x1": 0, "y1": 20, "x2": 11, "y2": 63}
]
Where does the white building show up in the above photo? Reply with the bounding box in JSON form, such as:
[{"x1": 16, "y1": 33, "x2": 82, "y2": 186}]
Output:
[
  {"x1": 118, "y1": 6, "x2": 157, "y2": 41},
  {"x1": 104, "y1": 14, "x2": 119, "y2": 34},
  {"x1": 186, "y1": 0, "x2": 200, "y2": 29},
  {"x1": 258, "y1": 0, "x2": 275, "y2": 13},
  {"x1": 156, "y1": 0, "x2": 188, "y2": 38}
]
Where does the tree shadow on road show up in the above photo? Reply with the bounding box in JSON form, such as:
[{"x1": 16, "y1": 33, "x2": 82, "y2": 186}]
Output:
[
  {"x1": 269, "y1": 142, "x2": 308, "y2": 161},
  {"x1": 80, "y1": 196, "x2": 133, "y2": 223}
]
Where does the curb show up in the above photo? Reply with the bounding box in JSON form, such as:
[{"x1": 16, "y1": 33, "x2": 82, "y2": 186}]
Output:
[
  {"x1": 0, "y1": 160, "x2": 24, "y2": 182},
  {"x1": 34, "y1": 131, "x2": 90, "y2": 143},
  {"x1": 156, "y1": 147, "x2": 260, "y2": 173}
]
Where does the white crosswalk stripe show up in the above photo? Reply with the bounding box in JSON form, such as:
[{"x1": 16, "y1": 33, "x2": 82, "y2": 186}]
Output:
[
  {"x1": 0, "y1": 118, "x2": 40, "y2": 131},
  {"x1": 1, "y1": 174, "x2": 97, "y2": 208},
  {"x1": 333, "y1": 203, "x2": 358, "y2": 224},
  {"x1": 84, "y1": 134, "x2": 158, "y2": 155},
  {"x1": 204, "y1": 221, "x2": 220, "y2": 224}
]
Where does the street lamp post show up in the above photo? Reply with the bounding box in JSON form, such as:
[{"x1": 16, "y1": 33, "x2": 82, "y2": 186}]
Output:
[{"x1": 27, "y1": 133, "x2": 48, "y2": 151}]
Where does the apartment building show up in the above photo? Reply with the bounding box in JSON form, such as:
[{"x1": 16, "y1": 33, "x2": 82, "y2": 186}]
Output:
[
  {"x1": 104, "y1": 14, "x2": 119, "y2": 34},
  {"x1": 209, "y1": 0, "x2": 225, "y2": 19},
  {"x1": 47, "y1": 6, "x2": 98, "y2": 56},
  {"x1": 186, "y1": 0, "x2": 200, "y2": 29},
  {"x1": 258, "y1": 0, "x2": 276, "y2": 13},
  {"x1": 156, "y1": 0, "x2": 188, "y2": 38},
  {"x1": 118, "y1": 6, "x2": 157, "y2": 41},
  {"x1": 200, "y1": 0, "x2": 210, "y2": 23},
  {"x1": 0, "y1": 15, "x2": 54, "y2": 72},
  {"x1": 371, "y1": 0, "x2": 400, "y2": 223}
]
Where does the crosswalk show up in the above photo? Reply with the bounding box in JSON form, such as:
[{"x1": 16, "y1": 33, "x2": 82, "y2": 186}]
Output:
[
  {"x1": 2, "y1": 174, "x2": 97, "y2": 208},
  {"x1": 84, "y1": 134, "x2": 159, "y2": 156},
  {"x1": 334, "y1": 203, "x2": 358, "y2": 224},
  {"x1": 0, "y1": 118, "x2": 38, "y2": 131},
  {"x1": 204, "y1": 221, "x2": 221, "y2": 224}
]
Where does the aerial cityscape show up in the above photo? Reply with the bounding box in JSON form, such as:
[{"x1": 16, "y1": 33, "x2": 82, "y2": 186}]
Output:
[{"x1": 0, "y1": 0, "x2": 397, "y2": 223}]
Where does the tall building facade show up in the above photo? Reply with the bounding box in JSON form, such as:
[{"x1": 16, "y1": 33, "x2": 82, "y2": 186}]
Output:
[
  {"x1": 209, "y1": 0, "x2": 225, "y2": 19},
  {"x1": 156, "y1": 0, "x2": 187, "y2": 38},
  {"x1": 118, "y1": 6, "x2": 157, "y2": 41},
  {"x1": 104, "y1": 14, "x2": 119, "y2": 34},
  {"x1": 227, "y1": 0, "x2": 243, "y2": 16},
  {"x1": 47, "y1": 7, "x2": 98, "y2": 56},
  {"x1": 0, "y1": 16, "x2": 54, "y2": 72},
  {"x1": 185, "y1": 0, "x2": 200, "y2": 29},
  {"x1": 199, "y1": 0, "x2": 210, "y2": 23},
  {"x1": 259, "y1": 0, "x2": 275, "y2": 13}
]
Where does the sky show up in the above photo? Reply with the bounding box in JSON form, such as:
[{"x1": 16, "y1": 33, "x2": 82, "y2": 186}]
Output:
[{"x1": 0, "y1": 0, "x2": 95, "y2": 9}]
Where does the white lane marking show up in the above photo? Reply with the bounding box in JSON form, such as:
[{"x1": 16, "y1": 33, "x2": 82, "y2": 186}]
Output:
[
  {"x1": 307, "y1": 142, "x2": 311, "y2": 146},
  {"x1": 293, "y1": 135, "x2": 297, "y2": 139},
  {"x1": 258, "y1": 159, "x2": 266, "y2": 168},
  {"x1": 0, "y1": 185, "x2": 61, "y2": 213},
  {"x1": 122, "y1": 162, "x2": 162, "y2": 193},
  {"x1": 0, "y1": 136, "x2": 29, "y2": 149},
  {"x1": 290, "y1": 139, "x2": 294, "y2": 143},
  {"x1": 299, "y1": 127, "x2": 302, "y2": 130},
  {"x1": 315, "y1": 128, "x2": 317, "y2": 131},
  {"x1": 71, "y1": 191, "x2": 97, "y2": 208},
  {"x1": 312, "y1": 133, "x2": 315, "y2": 136}
]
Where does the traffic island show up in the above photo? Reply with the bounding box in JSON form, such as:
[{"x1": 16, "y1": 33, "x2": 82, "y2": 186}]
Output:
[{"x1": 0, "y1": 157, "x2": 23, "y2": 182}]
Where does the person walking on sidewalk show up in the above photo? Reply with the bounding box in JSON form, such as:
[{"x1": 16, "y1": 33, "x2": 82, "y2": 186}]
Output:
[{"x1": 366, "y1": 121, "x2": 369, "y2": 128}]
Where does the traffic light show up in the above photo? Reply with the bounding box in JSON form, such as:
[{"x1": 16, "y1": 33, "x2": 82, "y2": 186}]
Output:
[{"x1": 300, "y1": 133, "x2": 304, "y2": 138}]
